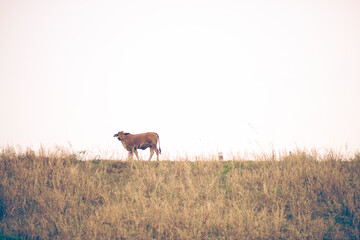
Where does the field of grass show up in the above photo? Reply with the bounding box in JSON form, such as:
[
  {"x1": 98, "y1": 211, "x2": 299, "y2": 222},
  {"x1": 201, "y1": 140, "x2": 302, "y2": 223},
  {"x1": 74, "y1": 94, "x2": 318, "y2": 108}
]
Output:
[{"x1": 0, "y1": 147, "x2": 359, "y2": 239}]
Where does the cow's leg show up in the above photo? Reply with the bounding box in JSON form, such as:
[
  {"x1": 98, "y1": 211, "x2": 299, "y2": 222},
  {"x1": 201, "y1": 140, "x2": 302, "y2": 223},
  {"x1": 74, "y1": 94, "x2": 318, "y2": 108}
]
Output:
[
  {"x1": 148, "y1": 148, "x2": 155, "y2": 161},
  {"x1": 134, "y1": 150, "x2": 140, "y2": 161},
  {"x1": 128, "y1": 151, "x2": 134, "y2": 161},
  {"x1": 154, "y1": 148, "x2": 159, "y2": 161}
]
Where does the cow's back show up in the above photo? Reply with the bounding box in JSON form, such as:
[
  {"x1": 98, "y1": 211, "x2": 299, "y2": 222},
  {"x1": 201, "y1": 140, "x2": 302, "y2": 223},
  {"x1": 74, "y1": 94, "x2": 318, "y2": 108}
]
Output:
[{"x1": 128, "y1": 132, "x2": 158, "y2": 146}]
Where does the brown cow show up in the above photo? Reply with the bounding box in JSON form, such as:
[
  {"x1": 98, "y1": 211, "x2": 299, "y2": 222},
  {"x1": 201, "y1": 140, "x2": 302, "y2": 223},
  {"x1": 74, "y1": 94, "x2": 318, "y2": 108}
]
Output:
[{"x1": 113, "y1": 131, "x2": 161, "y2": 161}]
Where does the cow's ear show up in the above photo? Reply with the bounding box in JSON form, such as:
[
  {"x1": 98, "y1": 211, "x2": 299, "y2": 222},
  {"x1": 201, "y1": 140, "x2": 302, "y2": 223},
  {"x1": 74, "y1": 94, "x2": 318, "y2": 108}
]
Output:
[{"x1": 124, "y1": 132, "x2": 129, "y2": 135}]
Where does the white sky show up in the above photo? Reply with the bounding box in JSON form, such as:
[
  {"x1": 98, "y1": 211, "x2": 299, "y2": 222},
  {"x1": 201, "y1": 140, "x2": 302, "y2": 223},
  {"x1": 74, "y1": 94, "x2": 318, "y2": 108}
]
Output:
[{"x1": 1, "y1": 0, "x2": 360, "y2": 159}]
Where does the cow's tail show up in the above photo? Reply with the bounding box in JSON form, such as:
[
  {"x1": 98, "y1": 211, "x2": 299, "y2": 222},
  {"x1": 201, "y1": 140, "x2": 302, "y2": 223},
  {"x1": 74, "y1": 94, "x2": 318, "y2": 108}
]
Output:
[{"x1": 156, "y1": 133, "x2": 161, "y2": 154}]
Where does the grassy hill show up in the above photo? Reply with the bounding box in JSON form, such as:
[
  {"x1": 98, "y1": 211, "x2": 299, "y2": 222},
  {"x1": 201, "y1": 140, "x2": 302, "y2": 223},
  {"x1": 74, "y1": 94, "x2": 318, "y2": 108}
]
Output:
[{"x1": 1, "y1": 147, "x2": 359, "y2": 239}]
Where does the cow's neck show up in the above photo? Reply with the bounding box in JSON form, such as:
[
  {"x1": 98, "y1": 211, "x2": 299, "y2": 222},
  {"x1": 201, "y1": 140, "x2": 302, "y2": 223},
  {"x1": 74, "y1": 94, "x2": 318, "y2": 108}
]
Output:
[{"x1": 120, "y1": 139, "x2": 129, "y2": 151}]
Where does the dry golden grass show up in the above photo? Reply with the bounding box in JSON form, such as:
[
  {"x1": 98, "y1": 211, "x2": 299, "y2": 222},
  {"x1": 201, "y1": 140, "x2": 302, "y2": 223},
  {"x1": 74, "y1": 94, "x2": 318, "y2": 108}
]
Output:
[{"x1": 1, "y1": 147, "x2": 360, "y2": 239}]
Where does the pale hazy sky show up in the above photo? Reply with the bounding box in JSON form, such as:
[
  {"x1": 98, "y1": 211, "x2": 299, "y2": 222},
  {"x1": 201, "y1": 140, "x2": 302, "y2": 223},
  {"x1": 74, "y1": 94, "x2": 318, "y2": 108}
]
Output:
[{"x1": 1, "y1": 0, "x2": 359, "y2": 158}]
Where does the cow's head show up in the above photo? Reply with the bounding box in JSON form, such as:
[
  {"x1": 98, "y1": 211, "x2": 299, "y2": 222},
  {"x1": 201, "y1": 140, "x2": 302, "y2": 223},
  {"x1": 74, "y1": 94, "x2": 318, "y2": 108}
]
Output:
[{"x1": 113, "y1": 131, "x2": 129, "y2": 141}]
